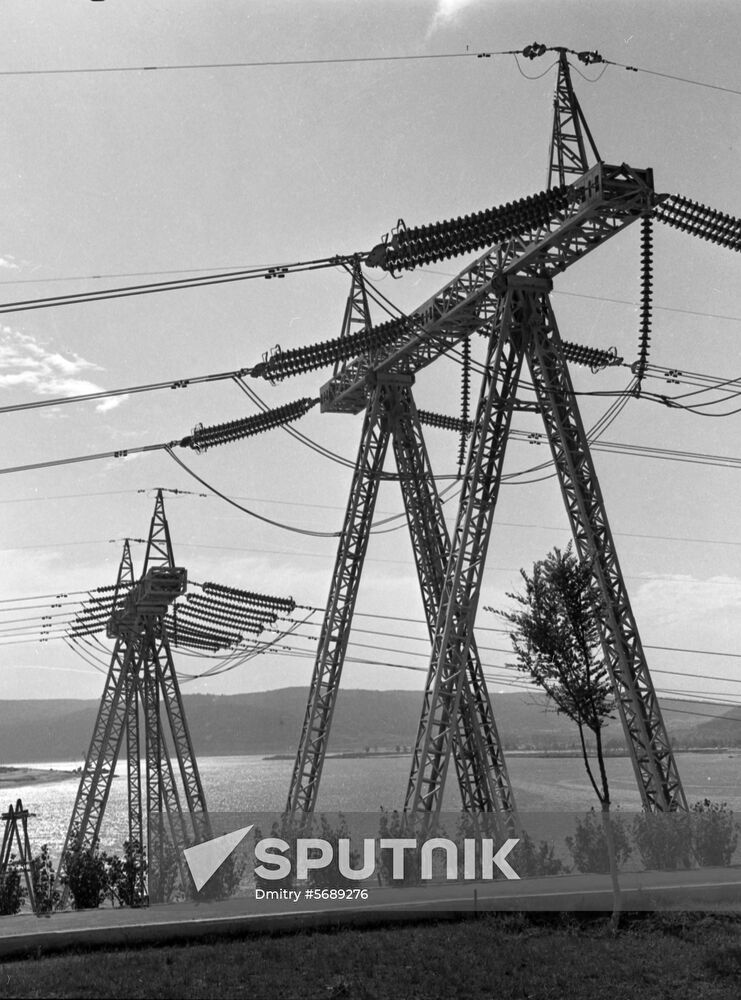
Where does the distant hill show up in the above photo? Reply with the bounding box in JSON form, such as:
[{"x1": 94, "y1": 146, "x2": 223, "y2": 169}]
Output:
[{"x1": 0, "y1": 688, "x2": 735, "y2": 764}]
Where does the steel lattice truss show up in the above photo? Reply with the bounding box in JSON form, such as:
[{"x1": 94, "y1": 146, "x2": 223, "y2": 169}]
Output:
[
  {"x1": 59, "y1": 492, "x2": 298, "y2": 903},
  {"x1": 276, "y1": 51, "x2": 706, "y2": 833}
]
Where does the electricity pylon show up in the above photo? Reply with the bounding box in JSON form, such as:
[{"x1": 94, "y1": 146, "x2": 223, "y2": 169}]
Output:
[
  {"x1": 59, "y1": 491, "x2": 211, "y2": 903},
  {"x1": 286, "y1": 266, "x2": 518, "y2": 834},
  {"x1": 267, "y1": 48, "x2": 686, "y2": 832},
  {"x1": 1, "y1": 799, "x2": 36, "y2": 912}
]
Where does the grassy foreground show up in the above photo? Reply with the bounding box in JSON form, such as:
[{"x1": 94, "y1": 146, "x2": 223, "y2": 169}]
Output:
[{"x1": 0, "y1": 913, "x2": 740, "y2": 999}]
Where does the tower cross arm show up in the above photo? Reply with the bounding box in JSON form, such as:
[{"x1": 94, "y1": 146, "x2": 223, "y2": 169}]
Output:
[{"x1": 322, "y1": 162, "x2": 657, "y2": 415}]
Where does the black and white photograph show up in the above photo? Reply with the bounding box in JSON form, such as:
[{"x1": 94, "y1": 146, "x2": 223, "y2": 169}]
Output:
[{"x1": 0, "y1": 2, "x2": 739, "y2": 997}]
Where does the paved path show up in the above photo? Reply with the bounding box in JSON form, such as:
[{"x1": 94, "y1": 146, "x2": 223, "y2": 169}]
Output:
[{"x1": 0, "y1": 867, "x2": 739, "y2": 959}]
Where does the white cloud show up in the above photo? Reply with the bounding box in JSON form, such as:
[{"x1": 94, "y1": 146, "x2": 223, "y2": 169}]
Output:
[
  {"x1": 96, "y1": 394, "x2": 129, "y2": 414},
  {"x1": 0, "y1": 328, "x2": 126, "y2": 411},
  {"x1": 0, "y1": 255, "x2": 20, "y2": 270},
  {"x1": 428, "y1": 0, "x2": 482, "y2": 35},
  {"x1": 634, "y1": 574, "x2": 741, "y2": 685},
  {"x1": 635, "y1": 574, "x2": 741, "y2": 626}
]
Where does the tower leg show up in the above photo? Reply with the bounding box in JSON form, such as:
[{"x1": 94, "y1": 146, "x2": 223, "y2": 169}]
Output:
[
  {"x1": 125, "y1": 670, "x2": 146, "y2": 903},
  {"x1": 525, "y1": 289, "x2": 685, "y2": 810},
  {"x1": 286, "y1": 379, "x2": 395, "y2": 819},
  {"x1": 405, "y1": 285, "x2": 528, "y2": 832},
  {"x1": 155, "y1": 632, "x2": 212, "y2": 843},
  {"x1": 142, "y1": 646, "x2": 188, "y2": 901},
  {"x1": 58, "y1": 637, "x2": 136, "y2": 894},
  {"x1": 390, "y1": 383, "x2": 517, "y2": 832}
]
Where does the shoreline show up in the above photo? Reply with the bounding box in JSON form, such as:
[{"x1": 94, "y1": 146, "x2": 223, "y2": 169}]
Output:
[
  {"x1": 0, "y1": 766, "x2": 80, "y2": 787},
  {"x1": 261, "y1": 746, "x2": 739, "y2": 762}
]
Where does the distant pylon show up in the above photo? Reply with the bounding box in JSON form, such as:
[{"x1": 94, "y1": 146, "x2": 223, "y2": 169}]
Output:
[
  {"x1": 1, "y1": 799, "x2": 36, "y2": 913},
  {"x1": 58, "y1": 491, "x2": 211, "y2": 904}
]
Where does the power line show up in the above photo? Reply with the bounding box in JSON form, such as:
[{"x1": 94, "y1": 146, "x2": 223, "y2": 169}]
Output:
[
  {"x1": 1, "y1": 46, "x2": 737, "y2": 99},
  {"x1": 0, "y1": 50, "x2": 515, "y2": 79},
  {"x1": 0, "y1": 368, "x2": 253, "y2": 416},
  {"x1": 0, "y1": 256, "x2": 355, "y2": 315},
  {"x1": 604, "y1": 58, "x2": 741, "y2": 97},
  {"x1": 8, "y1": 393, "x2": 741, "y2": 479},
  {"x1": 554, "y1": 289, "x2": 741, "y2": 325}
]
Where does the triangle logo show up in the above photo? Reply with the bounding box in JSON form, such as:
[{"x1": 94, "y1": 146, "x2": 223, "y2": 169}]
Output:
[{"x1": 183, "y1": 824, "x2": 254, "y2": 891}]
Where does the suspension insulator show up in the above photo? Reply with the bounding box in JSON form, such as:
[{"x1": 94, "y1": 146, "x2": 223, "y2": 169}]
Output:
[
  {"x1": 177, "y1": 603, "x2": 264, "y2": 635},
  {"x1": 458, "y1": 339, "x2": 471, "y2": 475},
  {"x1": 251, "y1": 315, "x2": 413, "y2": 381},
  {"x1": 418, "y1": 409, "x2": 474, "y2": 435},
  {"x1": 560, "y1": 340, "x2": 623, "y2": 372},
  {"x1": 366, "y1": 185, "x2": 573, "y2": 273},
  {"x1": 182, "y1": 397, "x2": 318, "y2": 453},
  {"x1": 186, "y1": 593, "x2": 277, "y2": 622},
  {"x1": 634, "y1": 214, "x2": 653, "y2": 390},
  {"x1": 654, "y1": 194, "x2": 741, "y2": 252},
  {"x1": 200, "y1": 581, "x2": 296, "y2": 614}
]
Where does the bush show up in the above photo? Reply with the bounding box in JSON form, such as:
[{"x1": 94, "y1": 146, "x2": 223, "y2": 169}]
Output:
[
  {"x1": 307, "y1": 814, "x2": 360, "y2": 889},
  {"x1": 147, "y1": 838, "x2": 183, "y2": 903},
  {"x1": 378, "y1": 808, "x2": 421, "y2": 886},
  {"x1": 565, "y1": 809, "x2": 631, "y2": 874},
  {"x1": 107, "y1": 839, "x2": 147, "y2": 907},
  {"x1": 691, "y1": 800, "x2": 739, "y2": 867},
  {"x1": 198, "y1": 850, "x2": 245, "y2": 900},
  {"x1": 62, "y1": 838, "x2": 110, "y2": 910},
  {"x1": 253, "y1": 817, "x2": 298, "y2": 892},
  {"x1": 0, "y1": 858, "x2": 24, "y2": 915},
  {"x1": 30, "y1": 844, "x2": 60, "y2": 914},
  {"x1": 513, "y1": 831, "x2": 567, "y2": 878},
  {"x1": 633, "y1": 810, "x2": 693, "y2": 871}
]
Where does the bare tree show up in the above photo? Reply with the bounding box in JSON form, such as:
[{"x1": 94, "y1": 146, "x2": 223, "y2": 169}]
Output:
[{"x1": 499, "y1": 544, "x2": 623, "y2": 929}]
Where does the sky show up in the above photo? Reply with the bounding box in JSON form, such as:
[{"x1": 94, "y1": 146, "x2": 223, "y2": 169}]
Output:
[{"x1": 0, "y1": 0, "x2": 740, "y2": 727}]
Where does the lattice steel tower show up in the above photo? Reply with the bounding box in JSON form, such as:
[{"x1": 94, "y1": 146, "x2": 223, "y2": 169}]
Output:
[
  {"x1": 59, "y1": 491, "x2": 211, "y2": 903},
  {"x1": 254, "y1": 47, "x2": 687, "y2": 833}
]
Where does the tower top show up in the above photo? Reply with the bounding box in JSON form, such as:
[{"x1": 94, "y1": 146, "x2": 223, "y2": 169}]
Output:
[{"x1": 547, "y1": 49, "x2": 602, "y2": 189}]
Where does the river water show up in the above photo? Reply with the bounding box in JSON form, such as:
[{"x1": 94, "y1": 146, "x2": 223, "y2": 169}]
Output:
[{"x1": 4, "y1": 751, "x2": 739, "y2": 860}]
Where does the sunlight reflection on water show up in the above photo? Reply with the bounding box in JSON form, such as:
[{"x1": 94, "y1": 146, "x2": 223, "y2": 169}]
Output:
[{"x1": 3, "y1": 752, "x2": 739, "y2": 862}]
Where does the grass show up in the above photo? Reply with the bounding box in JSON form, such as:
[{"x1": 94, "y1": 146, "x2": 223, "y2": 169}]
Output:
[{"x1": 0, "y1": 912, "x2": 740, "y2": 999}]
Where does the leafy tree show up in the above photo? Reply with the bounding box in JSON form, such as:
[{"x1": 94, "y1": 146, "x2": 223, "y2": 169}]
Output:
[{"x1": 499, "y1": 544, "x2": 623, "y2": 929}]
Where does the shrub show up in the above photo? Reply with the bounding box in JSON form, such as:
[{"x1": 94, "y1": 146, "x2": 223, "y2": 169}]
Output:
[
  {"x1": 198, "y1": 850, "x2": 245, "y2": 900},
  {"x1": 147, "y1": 838, "x2": 183, "y2": 903},
  {"x1": 512, "y1": 831, "x2": 567, "y2": 877},
  {"x1": 378, "y1": 808, "x2": 421, "y2": 886},
  {"x1": 107, "y1": 839, "x2": 147, "y2": 907},
  {"x1": 565, "y1": 809, "x2": 631, "y2": 874},
  {"x1": 30, "y1": 844, "x2": 60, "y2": 914},
  {"x1": 690, "y1": 800, "x2": 739, "y2": 867},
  {"x1": 307, "y1": 814, "x2": 360, "y2": 889},
  {"x1": 0, "y1": 858, "x2": 24, "y2": 915},
  {"x1": 253, "y1": 817, "x2": 298, "y2": 892},
  {"x1": 633, "y1": 810, "x2": 693, "y2": 871},
  {"x1": 62, "y1": 839, "x2": 110, "y2": 909}
]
